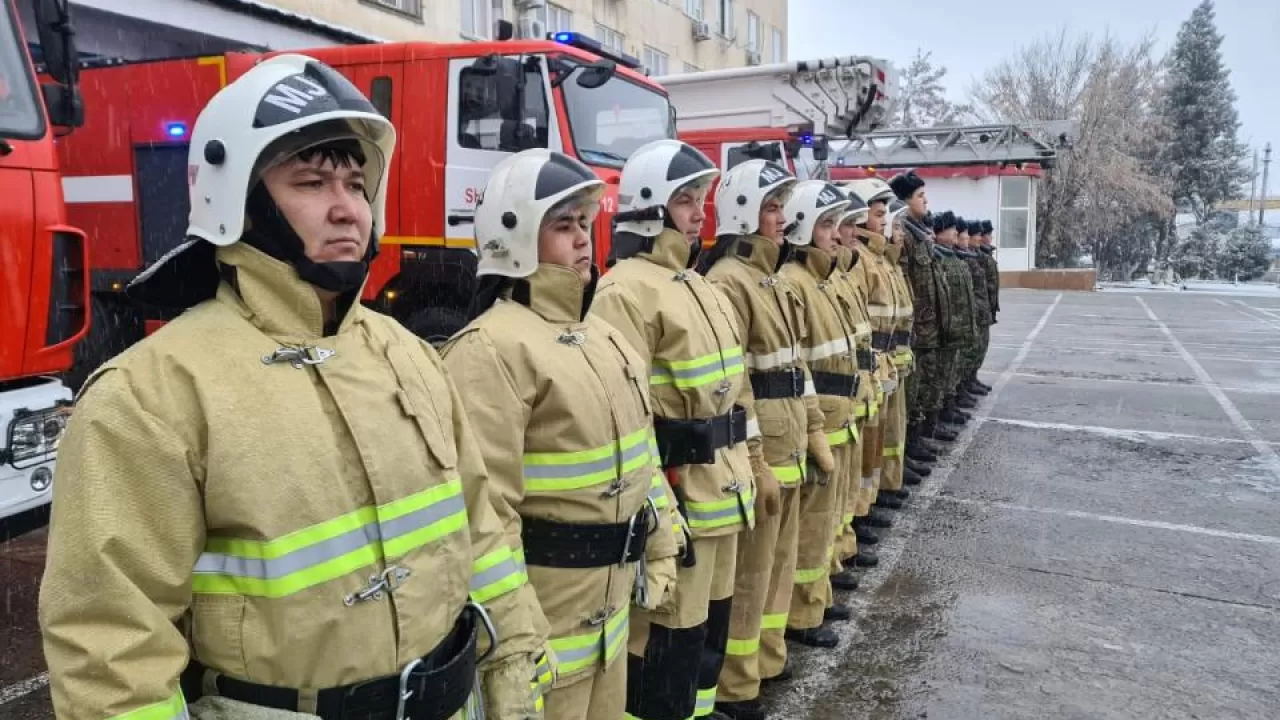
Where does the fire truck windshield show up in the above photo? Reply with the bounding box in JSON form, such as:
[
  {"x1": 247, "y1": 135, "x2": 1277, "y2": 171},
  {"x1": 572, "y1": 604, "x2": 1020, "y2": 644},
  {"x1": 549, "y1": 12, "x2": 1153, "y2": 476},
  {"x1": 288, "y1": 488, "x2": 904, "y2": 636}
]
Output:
[
  {"x1": 0, "y1": 2, "x2": 44, "y2": 140},
  {"x1": 561, "y1": 73, "x2": 674, "y2": 169}
]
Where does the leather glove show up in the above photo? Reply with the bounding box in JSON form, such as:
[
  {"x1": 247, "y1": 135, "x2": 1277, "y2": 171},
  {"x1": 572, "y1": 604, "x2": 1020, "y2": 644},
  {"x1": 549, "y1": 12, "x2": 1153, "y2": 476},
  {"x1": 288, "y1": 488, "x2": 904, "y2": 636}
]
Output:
[
  {"x1": 749, "y1": 452, "x2": 781, "y2": 517},
  {"x1": 482, "y1": 653, "x2": 542, "y2": 720},
  {"x1": 808, "y1": 429, "x2": 836, "y2": 474},
  {"x1": 636, "y1": 554, "x2": 679, "y2": 610}
]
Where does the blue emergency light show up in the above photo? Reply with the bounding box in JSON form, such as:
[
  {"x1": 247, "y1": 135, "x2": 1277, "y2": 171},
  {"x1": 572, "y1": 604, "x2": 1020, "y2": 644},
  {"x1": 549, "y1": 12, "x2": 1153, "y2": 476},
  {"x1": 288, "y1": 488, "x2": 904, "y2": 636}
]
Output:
[
  {"x1": 546, "y1": 31, "x2": 642, "y2": 71},
  {"x1": 165, "y1": 122, "x2": 187, "y2": 138}
]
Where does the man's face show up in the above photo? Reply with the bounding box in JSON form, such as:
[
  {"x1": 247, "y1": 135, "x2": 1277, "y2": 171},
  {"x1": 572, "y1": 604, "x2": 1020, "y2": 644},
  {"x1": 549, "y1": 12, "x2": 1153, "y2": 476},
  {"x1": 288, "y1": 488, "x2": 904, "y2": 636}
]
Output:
[
  {"x1": 812, "y1": 213, "x2": 839, "y2": 252},
  {"x1": 866, "y1": 201, "x2": 888, "y2": 234},
  {"x1": 937, "y1": 228, "x2": 957, "y2": 245},
  {"x1": 669, "y1": 184, "x2": 709, "y2": 244},
  {"x1": 758, "y1": 195, "x2": 786, "y2": 245},
  {"x1": 838, "y1": 218, "x2": 858, "y2": 247},
  {"x1": 957, "y1": 230, "x2": 970, "y2": 248},
  {"x1": 908, "y1": 188, "x2": 928, "y2": 219},
  {"x1": 538, "y1": 200, "x2": 596, "y2": 285},
  {"x1": 261, "y1": 153, "x2": 372, "y2": 264}
]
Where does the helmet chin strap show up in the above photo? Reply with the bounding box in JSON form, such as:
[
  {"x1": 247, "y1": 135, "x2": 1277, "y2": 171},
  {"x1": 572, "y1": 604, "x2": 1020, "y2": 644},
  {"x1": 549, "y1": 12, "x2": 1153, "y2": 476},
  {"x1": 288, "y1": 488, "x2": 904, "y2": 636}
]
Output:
[{"x1": 242, "y1": 182, "x2": 374, "y2": 295}]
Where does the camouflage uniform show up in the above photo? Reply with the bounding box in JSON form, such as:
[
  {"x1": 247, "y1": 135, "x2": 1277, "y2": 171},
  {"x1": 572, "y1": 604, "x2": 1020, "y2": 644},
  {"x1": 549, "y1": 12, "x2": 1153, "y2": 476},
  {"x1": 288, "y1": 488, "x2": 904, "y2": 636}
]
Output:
[
  {"x1": 934, "y1": 244, "x2": 976, "y2": 398},
  {"x1": 901, "y1": 216, "x2": 951, "y2": 422},
  {"x1": 960, "y1": 248, "x2": 993, "y2": 383}
]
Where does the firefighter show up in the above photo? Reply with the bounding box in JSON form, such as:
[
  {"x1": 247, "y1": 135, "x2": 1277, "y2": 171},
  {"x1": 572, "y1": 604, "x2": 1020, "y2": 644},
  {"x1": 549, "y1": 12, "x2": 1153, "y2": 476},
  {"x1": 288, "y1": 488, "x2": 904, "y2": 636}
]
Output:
[
  {"x1": 592, "y1": 139, "x2": 756, "y2": 720},
  {"x1": 39, "y1": 54, "x2": 545, "y2": 720},
  {"x1": 891, "y1": 171, "x2": 958, "y2": 449},
  {"x1": 833, "y1": 202, "x2": 886, "y2": 565},
  {"x1": 959, "y1": 219, "x2": 994, "y2": 399},
  {"x1": 698, "y1": 159, "x2": 830, "y2": 720},
  {"x1": 777, "y1": 181, "x2": 864, "y2": 649},
  {"x1": 932, "y1": 212, "x2": 979, "y2": 428},
  {"x1": 884, "y1": 198, "x2": 929, "y2": 486},
  {"x1": 439, "y1": 148, "x2": 681, "y2": 720}
]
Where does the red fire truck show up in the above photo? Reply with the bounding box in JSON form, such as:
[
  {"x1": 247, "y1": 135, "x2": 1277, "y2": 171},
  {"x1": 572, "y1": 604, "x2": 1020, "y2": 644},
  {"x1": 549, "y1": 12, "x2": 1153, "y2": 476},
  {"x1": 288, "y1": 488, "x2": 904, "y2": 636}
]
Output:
[
  {"x1": 0, "y1": 0, "x2": 84, "y2": 521},
  {"x1": 56, "y1": 30, "x2": 675, "y2": 375}
]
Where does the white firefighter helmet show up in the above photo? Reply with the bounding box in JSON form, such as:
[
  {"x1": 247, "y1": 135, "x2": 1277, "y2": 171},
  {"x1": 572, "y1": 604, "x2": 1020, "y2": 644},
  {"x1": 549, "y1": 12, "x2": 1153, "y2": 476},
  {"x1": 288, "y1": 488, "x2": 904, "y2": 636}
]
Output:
[
  {"x1": 844, "y1": 177, "x2": 896, "y2": 207},
  {"x1": 474, "y1": 148, "x2": 605, "y2": 278},
  {"x1": 617, "y1": 139, "x2": 719, "y2": 237},
  {"x1": 886, "y1": 198, "x2": 910, "y2": 237},
  {"x1": 714, "y1": 159, "x2": 797, "y2": 237},
  {"x1": 185, "y1": 54, "x2": 397, "y2": 247},
  {"x1": 783, "y1": 180, "x2": 851, "y2": 246},
  {"x1": 836, "y1": 186, "x2": 870, "y2": 228}
]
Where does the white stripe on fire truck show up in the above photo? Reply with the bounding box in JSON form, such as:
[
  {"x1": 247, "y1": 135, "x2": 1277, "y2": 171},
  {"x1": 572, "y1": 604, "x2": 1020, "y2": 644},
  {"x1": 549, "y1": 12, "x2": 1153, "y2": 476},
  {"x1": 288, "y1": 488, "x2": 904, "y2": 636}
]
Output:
[{"x1": 62, "y1": 175, "x2": 135, "y2": 204}]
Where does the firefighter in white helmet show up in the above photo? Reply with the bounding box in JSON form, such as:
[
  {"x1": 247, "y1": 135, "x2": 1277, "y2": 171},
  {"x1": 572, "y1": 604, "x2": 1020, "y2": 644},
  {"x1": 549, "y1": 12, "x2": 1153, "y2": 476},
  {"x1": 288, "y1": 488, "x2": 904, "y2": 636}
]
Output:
[
  {"x1": 39, "y1": 54, "x2": 546, "y2": 720},
  {"x1": 440, "y1": 148, "x2": 680, "y2": 720},
  {"x1": 698, "y1": 159, "x2": 832, "y2": 720},
  {"x1": 594, "y1": 139, "x2": 755, "y2": 720},
  {"x1": 777, "y1": 180, "x2": 867, "y2": 651}
]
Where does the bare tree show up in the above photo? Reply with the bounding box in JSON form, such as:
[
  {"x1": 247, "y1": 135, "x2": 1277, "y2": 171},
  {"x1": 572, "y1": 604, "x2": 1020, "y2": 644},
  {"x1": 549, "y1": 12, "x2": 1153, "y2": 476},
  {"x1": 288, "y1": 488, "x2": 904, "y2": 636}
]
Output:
[{"x1": 970, "y1": 30, "x2": 1173, "y2": 274}]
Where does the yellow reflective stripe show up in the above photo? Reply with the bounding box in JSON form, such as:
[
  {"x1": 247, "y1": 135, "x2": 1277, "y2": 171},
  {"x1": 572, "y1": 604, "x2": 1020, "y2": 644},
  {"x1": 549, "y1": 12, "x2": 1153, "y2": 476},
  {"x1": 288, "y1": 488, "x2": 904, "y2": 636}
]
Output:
[
  {"x1": 760, "y1": 612, "x2": 788, "y2": 631},
  {"x1": 194, "y1": 481, "x2": 467, "y2": 598},
  {"x1": 684, "y1": 491, "x2": 749, "y2": 530},
  {"x1": 531, "y1": 652, "x2": 553, "y2": 711},
  {"x1": 548, "y1": 606, "x2": 630, "y2": 676},
  {"x1": 826, "y1": 425, "x2": 857, "y2": 448},
  {"x1": 108, "y1": 692, "x2": 187, "y2": 720},
  {"x1": 470, "y1": 546, "x2": 528, "y2": 603},
  {"x1": 795, "y1": 564, "x2": 828, "y2": 584},
  {"x1": 647, "y1": 434, "x2": 671, "y2": 509},
  {"x1": 853, "y1": 404, "x2": 869, "y2": 419},
  {"x1": 693, "y1": 686, "x2": 718, "y2": 717},
  {"x1": 772, "y1": 459, "x2": 806, "y2": 487},
  {"x1": 524, "y1": 429, "x2": 651, "y2": 492},
  {"x1": 724, "y1": 635, "x2": 759, "y2": 656},
  {"x1": 843, "y1": 512, "x2": 854, "y2": 524},
  {"x1": 651, "y1": 347, "x2": 745, "y2": 389},
  {"x1": 883, "y1": 442, "x2": 905, "y2": 458}
]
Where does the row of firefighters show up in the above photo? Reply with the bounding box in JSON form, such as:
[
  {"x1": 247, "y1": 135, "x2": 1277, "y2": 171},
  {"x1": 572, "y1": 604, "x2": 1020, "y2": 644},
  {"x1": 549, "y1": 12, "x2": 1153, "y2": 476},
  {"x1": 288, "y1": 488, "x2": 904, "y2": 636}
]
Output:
[{"x1": 36, "y1": 56, "x2": 1001, "y2": 720}]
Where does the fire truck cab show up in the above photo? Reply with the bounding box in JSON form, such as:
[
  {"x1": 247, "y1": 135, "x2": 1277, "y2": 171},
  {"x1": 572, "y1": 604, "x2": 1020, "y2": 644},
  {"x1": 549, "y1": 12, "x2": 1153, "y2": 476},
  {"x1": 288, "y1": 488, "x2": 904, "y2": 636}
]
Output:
[
  {"x1": 58, "y1": 30, "x2": 675, "y2": 376},
  {"x1": 0, "y1": 0, "x2": 85, "y2": 522}
]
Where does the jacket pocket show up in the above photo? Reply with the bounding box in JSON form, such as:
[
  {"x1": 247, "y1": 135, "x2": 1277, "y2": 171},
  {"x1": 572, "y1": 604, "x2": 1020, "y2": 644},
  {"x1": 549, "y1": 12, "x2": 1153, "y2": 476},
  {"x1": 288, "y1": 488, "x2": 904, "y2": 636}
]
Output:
[
  {"x1": 188, "y1": 594, "x2": 246, "y2": 679},
  {"x1": 608, "y1": 334, "x2": 652, "y2": 418},
  {"x1": 385, "y1": 342, "x2": 459, "y2": 471}
]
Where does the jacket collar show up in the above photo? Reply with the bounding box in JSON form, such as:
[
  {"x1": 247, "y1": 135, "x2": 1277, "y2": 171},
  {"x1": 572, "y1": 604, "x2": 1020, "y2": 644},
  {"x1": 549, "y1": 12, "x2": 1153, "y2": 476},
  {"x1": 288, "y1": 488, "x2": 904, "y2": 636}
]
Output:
[
  {"x1": 509, "y1": 263, "x2": 593, "y2": 324},
  {"x1": 793, "y1": 245, "x2": 837, "y2": 281},
  {"x1": 641, "y1": 228, "x2": 698, "y2": 271},
  {"x1": 979, "y1": 245, "x2": 995, "y2": 255},
  {"x1": 856, "y1": 228, "x2": 887, "y2": 256},
  {"x1": 885, "y1": 240, "x2": 903, "y2": 266},
  {"x1": 216, "y1": 242, "x2": 365, "y2": 339},
  {"x1": 731, "y1": 234, "x2": 785, "y2": 275},
  {"x1": 935, "y1": 243, "x2": 956, "y2": 257}
]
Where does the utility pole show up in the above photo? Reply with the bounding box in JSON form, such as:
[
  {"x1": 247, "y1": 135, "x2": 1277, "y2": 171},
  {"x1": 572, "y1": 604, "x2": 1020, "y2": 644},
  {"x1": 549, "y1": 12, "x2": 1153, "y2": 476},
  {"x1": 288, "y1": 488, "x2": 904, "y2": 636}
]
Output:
[
  {"x1": 1260, "y1": 143, "x2": 1272, "y2": 226},
  {"x1": 1249, "y1": 148, "x2": 1259, "y2": 224}
]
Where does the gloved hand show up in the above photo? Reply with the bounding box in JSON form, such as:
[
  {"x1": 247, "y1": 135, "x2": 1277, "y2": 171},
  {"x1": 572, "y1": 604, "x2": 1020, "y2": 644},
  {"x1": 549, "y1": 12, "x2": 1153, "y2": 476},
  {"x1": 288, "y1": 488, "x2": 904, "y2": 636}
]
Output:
[
  {"x1": 636, "y1": 554, "x2": 679, "y2": 610},
  {"x1": 808, "y1": 430, "x2": 836, "y2": 474},
  {"x1": 749, "y1": 453, "x2": 781, "y2": 517},
  {"x1": 482, "y1": 652, "x2": 542, "y2": 720}
]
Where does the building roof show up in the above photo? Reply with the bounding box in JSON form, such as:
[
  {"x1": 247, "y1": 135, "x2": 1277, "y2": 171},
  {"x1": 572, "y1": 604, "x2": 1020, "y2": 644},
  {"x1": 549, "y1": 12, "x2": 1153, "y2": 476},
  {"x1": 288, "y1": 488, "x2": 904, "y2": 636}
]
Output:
[{"x1": 204, "y1": 0, "x2": 387, "y2": 45}]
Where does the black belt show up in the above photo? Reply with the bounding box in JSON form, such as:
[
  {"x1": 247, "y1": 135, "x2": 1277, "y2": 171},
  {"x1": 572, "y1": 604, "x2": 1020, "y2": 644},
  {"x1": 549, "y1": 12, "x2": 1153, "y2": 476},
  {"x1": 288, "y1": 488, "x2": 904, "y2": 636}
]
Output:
[
  {"x1": 856, "y1": 349, "x2": 874, "y2": 371},
  {"x1": 180, "y1": 603, "x2": 482, "y2": 720},
  {"x1": 654, "y1": 405, "x2": 748, "y2": 468},
  {"x1": 892, "y1": 330, "x2": 913, "y2": 347},
  {"x1": 871, "y1": 332, "x2": 894, "y2": 351},
  {"x1": 521, "y1": 512, "x2": 649, "y2": 568},
  {"x1": 811, "y1": 371, "x2": 859, "y2": 398},
  {"x1": 750, "y1": 368, "x2": 805, "y2": 399}
]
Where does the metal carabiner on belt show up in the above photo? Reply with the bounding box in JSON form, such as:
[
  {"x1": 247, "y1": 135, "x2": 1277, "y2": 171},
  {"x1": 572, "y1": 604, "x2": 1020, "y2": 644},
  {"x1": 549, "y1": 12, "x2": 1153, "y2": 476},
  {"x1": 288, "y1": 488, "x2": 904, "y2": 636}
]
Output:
[{"x1": 397, "y1": 601, "x2": 499, "y2": 720}]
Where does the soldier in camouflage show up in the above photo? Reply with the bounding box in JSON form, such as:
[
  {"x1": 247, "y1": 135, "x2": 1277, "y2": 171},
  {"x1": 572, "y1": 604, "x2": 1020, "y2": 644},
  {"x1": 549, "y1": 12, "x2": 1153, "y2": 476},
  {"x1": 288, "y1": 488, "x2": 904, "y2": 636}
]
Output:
[
  {"x1": 976, "y1": 220, "x2": 1000, "y2": 392},
  {"x1": 932, "y1": 212, "x2": 979, "y2": 428},
  {"x1": 959, "y1": 220, "x2": 994, "y2": 397}
]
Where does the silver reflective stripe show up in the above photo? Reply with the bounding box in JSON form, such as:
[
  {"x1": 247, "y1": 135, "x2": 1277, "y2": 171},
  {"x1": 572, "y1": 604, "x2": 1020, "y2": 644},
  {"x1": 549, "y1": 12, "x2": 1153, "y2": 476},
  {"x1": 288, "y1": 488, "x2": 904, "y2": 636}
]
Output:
[
  {"x1": 746, "y1": 418, "x2": 761, "y2": 439},
  {"x1": 523, "y1": 441, "x2": 648, "y2": 480},
  {"x1": 803, "y1": 379, "x2": 817, "y2": 397},
  {"x1": 194, "y1": 522, "x2": 381, "y2": 580},
  {"x1": 799, "y1": 337, "x2": 852, "y2": 363},
  {"x1": 867, "y1": 306, "x2": 895, "y2": 318},
  {"x1": 469, "y1": 555, "x2": 523, "y2": 595},
  {"x1": 744, "y1": 347, "x2": 797, "y2": 371},
  {"x1": 685, "y1": 503, "x2": 742, "y2": 526},
  {"x1": 379, "y1": 493, "x2": 467, "y2": 542}
]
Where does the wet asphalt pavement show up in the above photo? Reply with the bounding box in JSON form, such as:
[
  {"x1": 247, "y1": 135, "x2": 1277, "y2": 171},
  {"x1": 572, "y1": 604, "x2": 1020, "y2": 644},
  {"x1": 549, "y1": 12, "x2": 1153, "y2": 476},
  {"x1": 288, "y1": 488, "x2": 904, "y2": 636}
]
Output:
[{"x1": 2, "y1": 288, "x2": 1279, "y2": 719}]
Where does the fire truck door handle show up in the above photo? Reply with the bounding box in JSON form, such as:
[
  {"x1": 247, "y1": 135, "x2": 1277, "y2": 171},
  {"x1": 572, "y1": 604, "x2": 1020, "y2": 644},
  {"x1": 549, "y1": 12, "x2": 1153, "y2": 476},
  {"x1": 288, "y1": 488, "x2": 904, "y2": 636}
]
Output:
[{"x1": 447, "y1": 213, "x2": 475, "y2": 226}]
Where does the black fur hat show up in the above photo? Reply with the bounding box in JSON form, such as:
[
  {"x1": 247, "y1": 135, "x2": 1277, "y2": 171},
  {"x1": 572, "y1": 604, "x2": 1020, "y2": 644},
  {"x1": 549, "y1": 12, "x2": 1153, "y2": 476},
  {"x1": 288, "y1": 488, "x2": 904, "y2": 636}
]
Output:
[{"x1": 888, "y1": 171, "x2": 926, "y2": 201}]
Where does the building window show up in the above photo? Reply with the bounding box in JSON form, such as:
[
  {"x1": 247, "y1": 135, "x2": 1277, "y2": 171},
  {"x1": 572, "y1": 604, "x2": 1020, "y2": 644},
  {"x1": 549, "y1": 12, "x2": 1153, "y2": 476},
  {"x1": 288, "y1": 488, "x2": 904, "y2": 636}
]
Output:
[
  {"x1": 999, "y1": 176, "x2": 1033, "y2": 249},
  {"x1": 770, "y1": 27, "x2": 783, "y2": 62},
  {"x1": 746, "y1": 11, "x2": 759, "y2": 52},
  {"x1": 460, "y1": 0, "x2": 490, "y2": 38},
  {"x1": 368, "y1": 0, "x2": 421, "y2": 16},
  {"x1": 683, "y1": 62, "x2": 701, "y2": 73},
  {"x1": 642, "y1": 46, "x2": 669, "y2": 76},
  {"x1": 457, "y1": 59, "x2": 550, "y2": 152},
  {"x1": 594, "y1": 23, "x2": 625, "y2": 54},
  {"x1": 717, "y1": 0, "x2": 734, "y2": 38},
  {"x1": 540, "y1": 3, "x2": 573, "y2": 32},
  {"x1": 686, "y1": 0, "x2": 703, "y2": 20}
]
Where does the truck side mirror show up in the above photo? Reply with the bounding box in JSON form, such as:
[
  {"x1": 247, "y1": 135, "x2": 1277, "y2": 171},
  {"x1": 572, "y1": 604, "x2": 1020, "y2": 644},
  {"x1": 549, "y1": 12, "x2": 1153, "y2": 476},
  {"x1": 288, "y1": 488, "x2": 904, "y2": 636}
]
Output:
[
  {"x1": 42, "y1": 82, "x2": 84, "y2": 128},
  {"x1": 34, "y1": 0, "x2": 78, "y2": 87},
  {"x1": 576, "y1": 58, "x2": 617, "y2": 89}
]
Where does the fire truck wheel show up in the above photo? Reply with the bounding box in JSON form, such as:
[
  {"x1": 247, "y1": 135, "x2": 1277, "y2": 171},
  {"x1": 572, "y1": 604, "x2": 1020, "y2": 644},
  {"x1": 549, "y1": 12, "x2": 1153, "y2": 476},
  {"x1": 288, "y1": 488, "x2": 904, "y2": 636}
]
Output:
[
  {"x1": 405, "y1": 307, "x2": 469, "y2": 349},
  {"x1": 64, "y1": 295, "x2": 146, "y2": 394}
]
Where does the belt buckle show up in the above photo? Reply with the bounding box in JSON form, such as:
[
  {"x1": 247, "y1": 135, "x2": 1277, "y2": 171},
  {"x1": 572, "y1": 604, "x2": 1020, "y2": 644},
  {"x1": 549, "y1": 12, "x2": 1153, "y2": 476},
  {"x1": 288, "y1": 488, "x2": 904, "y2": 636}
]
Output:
[
  {"x1": 791, "y1": 368, "x2": 804, "y2": 396},
  {"x1": 395, "y1": 657, "x2": 426, "y2": 720}
]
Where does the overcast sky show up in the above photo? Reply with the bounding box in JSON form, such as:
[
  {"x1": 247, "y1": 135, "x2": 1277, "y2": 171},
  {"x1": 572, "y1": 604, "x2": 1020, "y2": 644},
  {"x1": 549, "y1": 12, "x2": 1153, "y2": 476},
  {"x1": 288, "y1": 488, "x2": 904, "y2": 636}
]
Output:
[{"x1": 789, "y1": 0, "x2": 1278, "y2": 156}]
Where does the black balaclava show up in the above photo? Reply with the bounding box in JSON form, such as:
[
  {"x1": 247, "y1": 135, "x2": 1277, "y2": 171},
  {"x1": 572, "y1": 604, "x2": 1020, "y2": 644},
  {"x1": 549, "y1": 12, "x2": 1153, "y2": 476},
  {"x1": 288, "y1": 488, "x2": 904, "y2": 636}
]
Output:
[{"x1": 242, "y1": 138, "x2": 376, "y2": 296}]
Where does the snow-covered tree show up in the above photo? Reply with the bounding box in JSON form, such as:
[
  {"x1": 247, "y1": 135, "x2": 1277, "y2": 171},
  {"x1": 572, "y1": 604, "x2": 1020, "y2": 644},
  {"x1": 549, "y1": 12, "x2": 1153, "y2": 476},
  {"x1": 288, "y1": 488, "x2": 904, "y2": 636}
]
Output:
[
  {"x1": 1155, "y1": 0, "x2": 1250, "y2": 226},
  {"x1": 1217, "y1": 225, "x2": 1272, "y2": 281},
  {"x1": 887, "y1": 49, "x2": 972, "y2": 128},
  {"x1": 1171, "y1": 226, "x2": 1222, "y2": 279}
]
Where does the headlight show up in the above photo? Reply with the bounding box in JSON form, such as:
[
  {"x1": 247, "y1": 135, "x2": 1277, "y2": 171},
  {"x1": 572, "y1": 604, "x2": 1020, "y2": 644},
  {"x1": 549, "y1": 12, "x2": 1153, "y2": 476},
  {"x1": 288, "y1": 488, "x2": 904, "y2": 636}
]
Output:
[{"x1": 6, "y1": 405, "x2": 72, "y2": 470}]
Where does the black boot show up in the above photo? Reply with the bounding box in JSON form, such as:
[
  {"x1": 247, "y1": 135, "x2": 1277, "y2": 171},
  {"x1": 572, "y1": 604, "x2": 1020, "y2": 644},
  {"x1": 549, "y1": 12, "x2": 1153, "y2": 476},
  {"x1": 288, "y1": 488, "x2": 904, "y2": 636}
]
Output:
[
  {"x1": 715, "y1": 699, "x2": 766, "y2": 720},
  {"x1": 907, "y1": 443, "x2": 937, "y2": 464},
  {"x1": 785, "y1": 625, "x2": 839, "y2": 648},
  {"x1": 893, "y1": 488, "x2": 911, "y2": 501},
  {"x1": 762, "y1": 661, "x2": 793, "y2": 684},
  {"x1": 875, "y1": 491, "x2": 904, "y2": 510},
  {"x1": 941, "y1": 406, "x2": 970, "y2": 425},
  {"x1": 853, "y1": 520, "x2": 880, "y2": 546},
  {"x1": 903, "y1": 467, "x2": 924, "y2": 486},
  {"x1": 956, "y1": 392, "x2": 979, "y2": 409},
  {"x1": 867, "y1": 507, "x2": 894, "y2": 528},
  {"x1": 972, "y1": 376, "x2": 993, "y2": 392},
  {"x1": 906, "y1": 457, "x2": 932, "y2": 477},
  {"x1": 830, "y1": 570, "x2": 859, "y2": 591},
  {"x1": 967, "y1": 379, "x2": 991, "y2": 396},
  {"x1": 825, "y1": 601, "x2": 854, "y2": 620},
  {"x1": 855, "y1": 548, "x2": 879, "y2": 567},
  {"x1": 928, "y1": 413, "x2": 959, "y2": 442}
]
